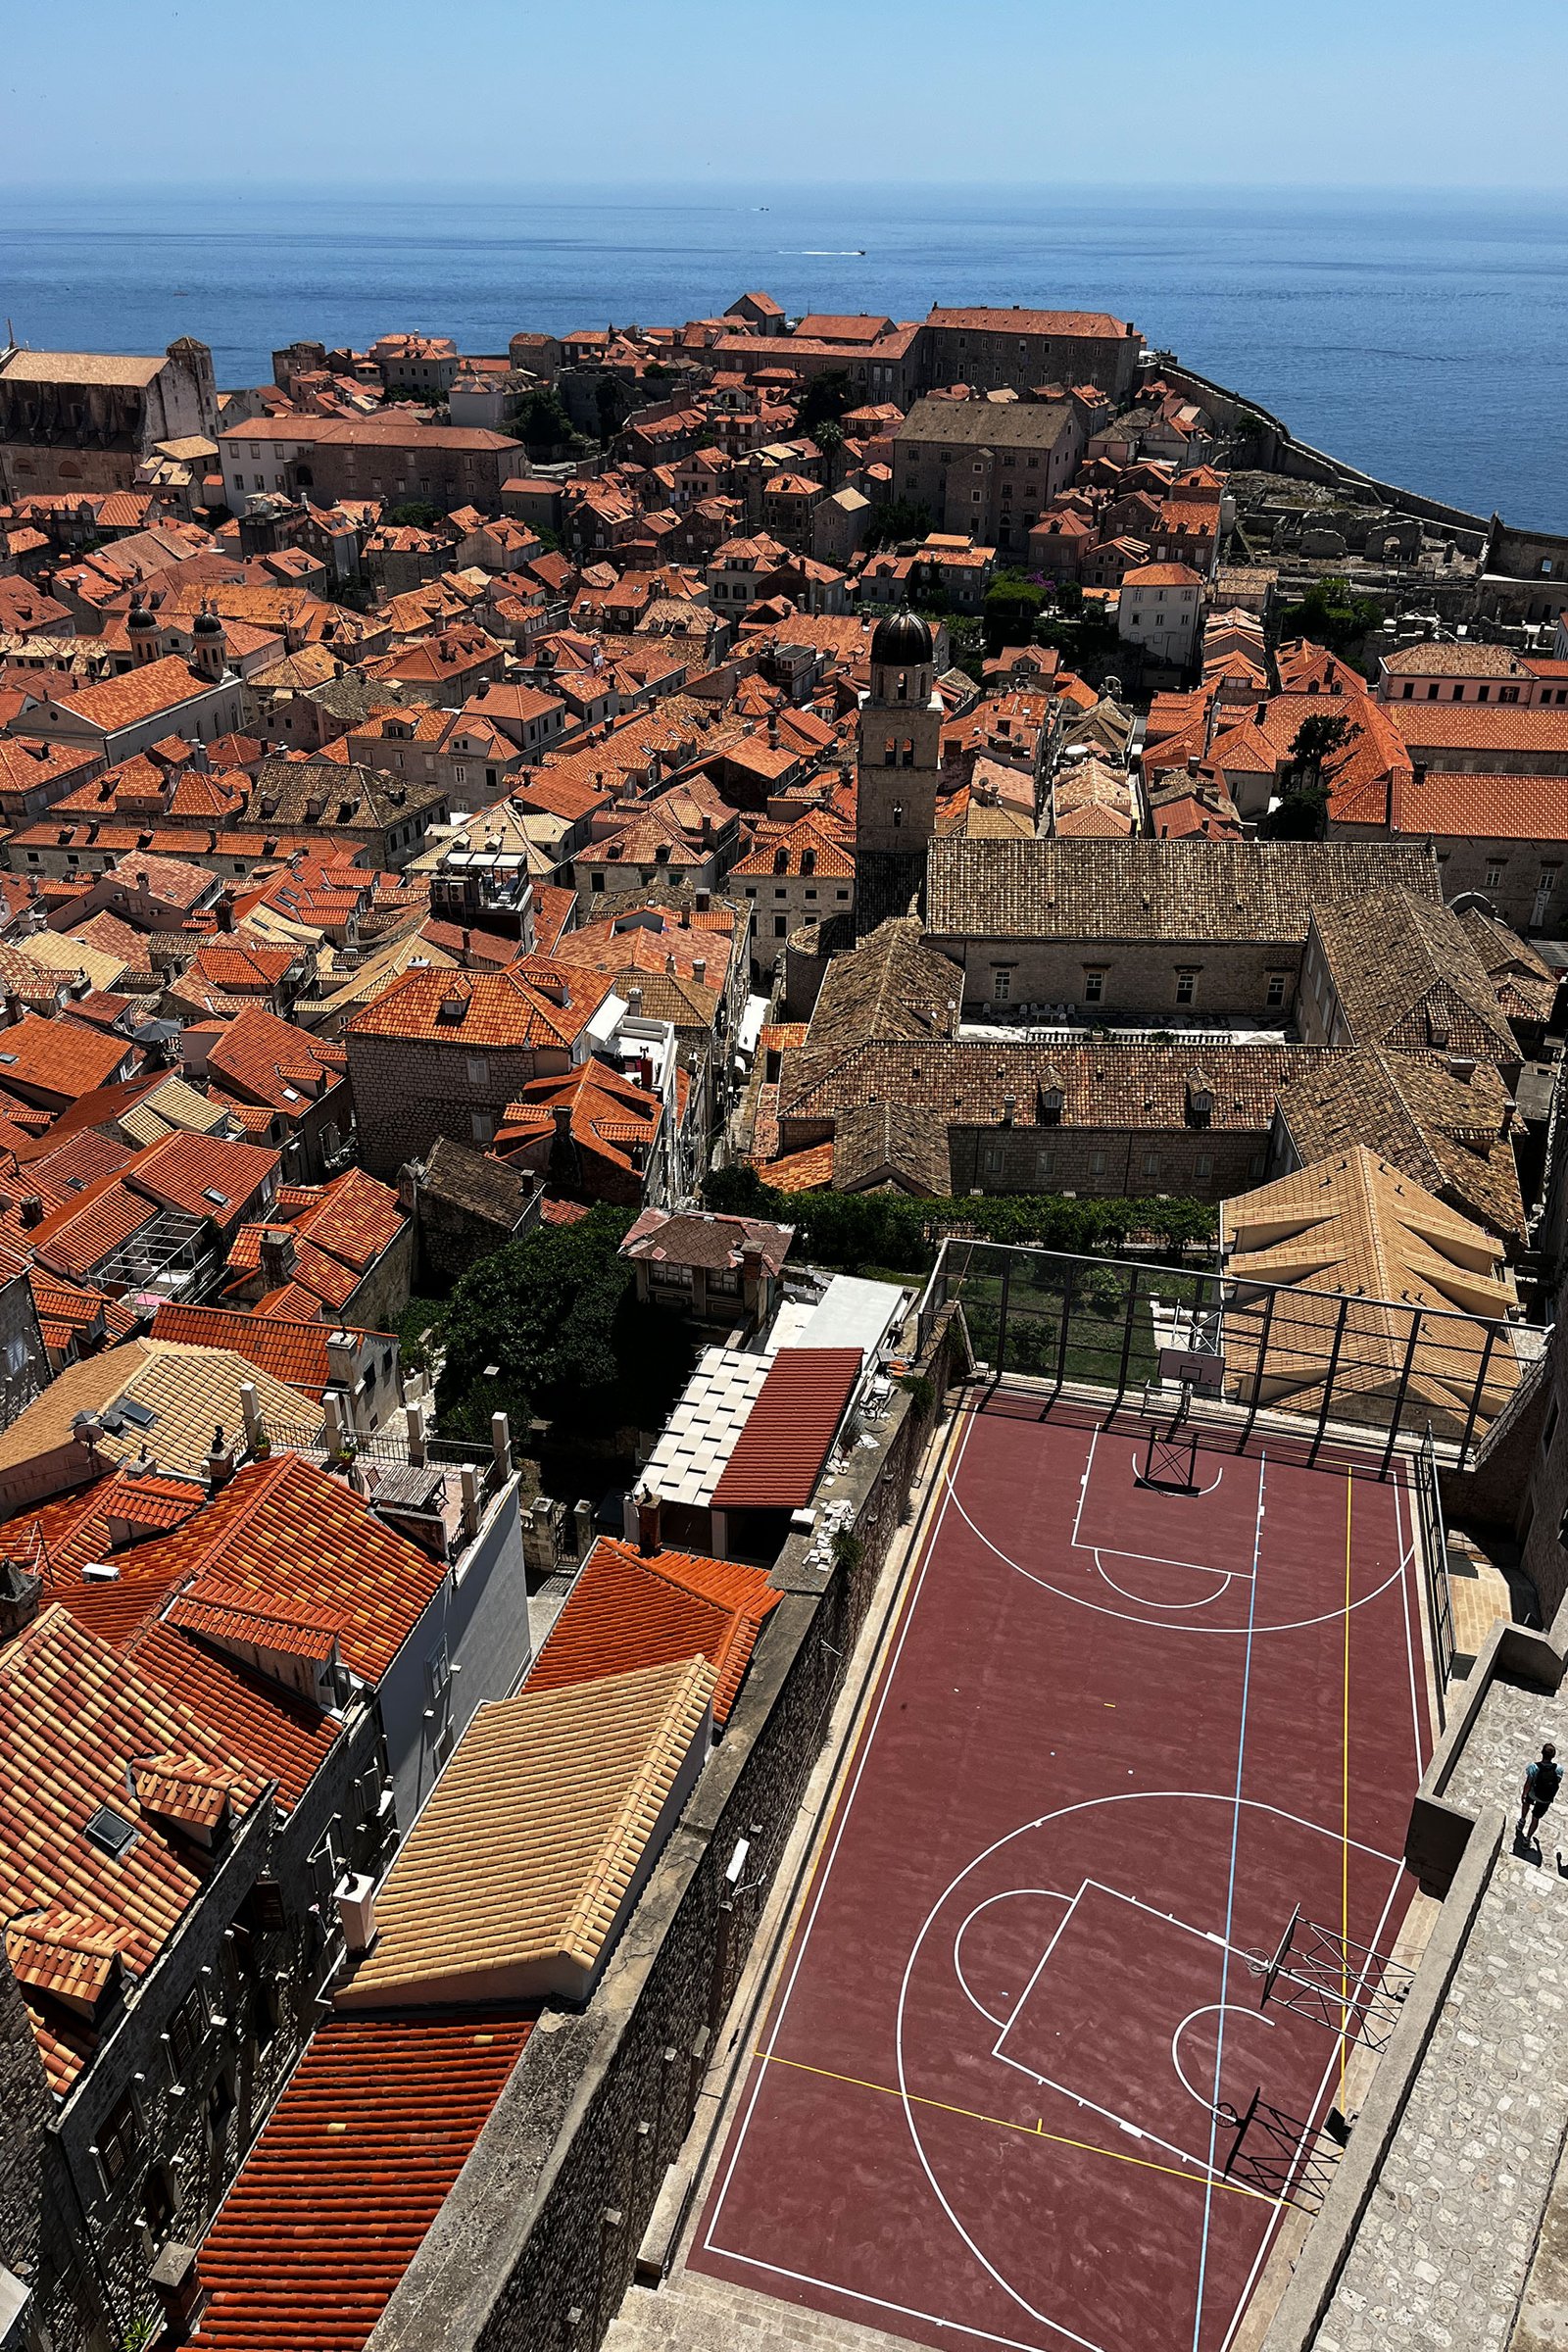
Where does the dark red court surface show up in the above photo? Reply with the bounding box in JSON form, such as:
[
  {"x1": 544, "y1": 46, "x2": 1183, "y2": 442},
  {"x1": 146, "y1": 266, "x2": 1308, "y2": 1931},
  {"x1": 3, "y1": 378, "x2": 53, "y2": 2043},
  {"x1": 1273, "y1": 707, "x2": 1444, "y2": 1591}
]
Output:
[{"x1": 691, "y1": 1393, "x2": 1432, "y2": 2352}]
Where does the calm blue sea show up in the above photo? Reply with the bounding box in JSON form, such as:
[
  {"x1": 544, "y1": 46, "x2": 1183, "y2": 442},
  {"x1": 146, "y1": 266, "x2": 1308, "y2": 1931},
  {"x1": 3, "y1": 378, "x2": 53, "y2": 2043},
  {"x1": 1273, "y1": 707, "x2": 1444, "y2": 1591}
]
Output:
[{"x1": 3, "y1": 184, "x2": 1566, "y2": 530}]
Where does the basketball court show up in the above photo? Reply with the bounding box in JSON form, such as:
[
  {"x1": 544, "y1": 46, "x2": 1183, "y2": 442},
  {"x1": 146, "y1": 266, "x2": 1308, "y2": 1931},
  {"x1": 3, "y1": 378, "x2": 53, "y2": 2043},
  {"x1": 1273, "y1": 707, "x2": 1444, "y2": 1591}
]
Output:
[{"x1": 690, "y1": 1384, "x2": 1434, "y2": 2352}]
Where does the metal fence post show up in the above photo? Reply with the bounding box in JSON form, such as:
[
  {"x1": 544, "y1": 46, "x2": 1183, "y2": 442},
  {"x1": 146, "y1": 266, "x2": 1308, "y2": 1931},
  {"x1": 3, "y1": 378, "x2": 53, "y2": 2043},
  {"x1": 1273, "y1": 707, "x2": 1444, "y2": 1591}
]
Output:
[
  {"x1": 1457, "y1": 1322, "x2": 1500, "y2": 1469},
  {"x1": 1379, "y1": 1306, "x2": 1425, "y2": 1479},
  {"x1": 994, "y1": 1250, "x2": 1012, "y2": 1382},
  {"x1": 1241, "y1": 1280, "x2": 1277, "y2": 1450},
  {"x1": 1115, "y1": 1263, "x2": 1141, "y2": 1403},
  {"x1": 1054, "y1": 1258, "x2": 1078, "y2": 1394},
  {"x1": 1309, "y1": 1294, "x2": 1351, "y2": 1465}
]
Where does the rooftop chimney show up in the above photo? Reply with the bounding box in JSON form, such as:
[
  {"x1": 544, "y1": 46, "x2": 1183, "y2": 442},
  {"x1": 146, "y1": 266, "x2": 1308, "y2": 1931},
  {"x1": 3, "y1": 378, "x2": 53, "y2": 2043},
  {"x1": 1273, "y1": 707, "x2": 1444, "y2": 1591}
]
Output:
[{"x1": 636, "y1": 1489, "x2": 662, "y2": 1557}]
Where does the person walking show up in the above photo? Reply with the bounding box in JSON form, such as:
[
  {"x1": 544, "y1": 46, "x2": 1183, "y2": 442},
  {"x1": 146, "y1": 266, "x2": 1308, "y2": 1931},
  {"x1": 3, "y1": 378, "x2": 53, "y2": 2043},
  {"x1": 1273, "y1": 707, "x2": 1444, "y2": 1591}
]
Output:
[{"x1": 1518, "y1": 1742, "x2": 1563, "y2": 1843}]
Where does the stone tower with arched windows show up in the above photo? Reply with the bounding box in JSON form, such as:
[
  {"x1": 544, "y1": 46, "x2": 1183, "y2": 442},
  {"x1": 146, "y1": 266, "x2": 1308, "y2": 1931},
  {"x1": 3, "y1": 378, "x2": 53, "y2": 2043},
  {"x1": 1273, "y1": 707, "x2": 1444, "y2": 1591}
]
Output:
[{"x1": 854, "y1": 607, "x2": 943, "y2": 931}]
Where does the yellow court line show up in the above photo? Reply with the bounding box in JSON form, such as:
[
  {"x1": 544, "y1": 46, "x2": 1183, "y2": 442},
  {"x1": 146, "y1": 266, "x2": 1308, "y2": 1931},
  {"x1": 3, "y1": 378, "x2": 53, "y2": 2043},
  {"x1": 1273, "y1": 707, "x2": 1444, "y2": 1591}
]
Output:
[
  {"x1": 1340, "y1": 1471, "x2": 1353, "y2": 2098},
  {"x1": 755, "y1": 2048, "x2": 1283, "y2": 2208}
]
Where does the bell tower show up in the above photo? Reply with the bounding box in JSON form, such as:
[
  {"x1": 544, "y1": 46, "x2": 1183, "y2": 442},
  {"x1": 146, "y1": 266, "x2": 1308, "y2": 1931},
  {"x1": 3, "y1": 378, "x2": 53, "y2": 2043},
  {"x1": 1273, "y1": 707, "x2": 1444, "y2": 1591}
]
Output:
[{"x1": 854, "y1": 607, "x2": 943, "y2": 931}]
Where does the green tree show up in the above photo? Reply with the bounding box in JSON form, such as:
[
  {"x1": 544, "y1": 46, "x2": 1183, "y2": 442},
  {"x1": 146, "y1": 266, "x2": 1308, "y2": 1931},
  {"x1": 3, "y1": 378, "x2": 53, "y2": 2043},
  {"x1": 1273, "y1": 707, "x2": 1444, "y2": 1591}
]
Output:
[
  {"x1": 1279, "y1": 576, "x2": 1384, "y2": 659},
  {"x1": 1258, "y1": 710, "x2": 1350, "y2": 840},
  {"x1": 386, "y1": 499, "x2": 439, "y2": 530},
  {"x1": 514, "y1": 387, "x2": 586, "y2": 457},
  {"x1": 435, "y1": 1206, "x2": 694, "y2": 1438},
  {"x1": 984, "y1": 570, "x2": 1047, "y2": 652},
  {"x1": 595, "y1": 375, "x2": 631, "y2": 446},
  {"x1": 863, "y1": 497, "x2": 931, "y2": 551},
  {"x1": 797, "y1": 369, "x2": 858, "y2": 434}
]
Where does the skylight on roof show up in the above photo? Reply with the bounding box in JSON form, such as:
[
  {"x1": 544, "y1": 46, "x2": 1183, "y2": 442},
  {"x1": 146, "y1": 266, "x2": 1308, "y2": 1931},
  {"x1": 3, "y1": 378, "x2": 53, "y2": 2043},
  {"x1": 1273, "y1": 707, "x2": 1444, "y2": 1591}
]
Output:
[
  {"x1": 201, "y1": 1188, "x2": 230, "y2": 1207},
  {"x1": 117, "y1": 1397, "x2": 157, "y2": 1430},
  {"x1": 84, "y1": 1804, "x2": 138, "y2": 1858}
]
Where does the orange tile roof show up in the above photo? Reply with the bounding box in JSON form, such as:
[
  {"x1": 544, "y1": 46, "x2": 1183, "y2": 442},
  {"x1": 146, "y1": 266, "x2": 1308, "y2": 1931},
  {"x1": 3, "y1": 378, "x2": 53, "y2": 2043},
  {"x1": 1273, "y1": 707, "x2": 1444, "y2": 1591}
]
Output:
[
  {"x1": 345, "y1": 963, "x2": 601, "y2": 1049},
  {"x1": 526, "y1": 1537, "x2": 777, "y2": 1725},
  {"x1": 121, "y1": 1453, "x2": 445, "y2": 1683},
  {"x1": 710, "y1": 1347, "x2": 861, "y2": 1510},
  {"x1": 0, "y1": 1603, "x2": 267, "y2": 2093},
  {"x1": 193, "y1": 2012, "x2": 533, "y2": 2352},
  {"x1": 147, "y1": 1303, "x2": 349, "y2": 1395},
  {"x1": 204, "y1": 1003, "x2": 346, "y2": 1112},
  {"x1": 126, "y1": 1623, "x2": 340, "y2": 1812},
  {"x1": 49, "y1": 654, "x2": 213, "y2": 733},
  {"x1": 0, "y1": 1013, "x2": 135, "y2": 1104},
  {"x1": 753, "y1": 1142, "x2": 835, "y2": 1192},
  {"x1": 294, "y1": 1167, "x2": 406, "y2": 1270},
  {"x1": 1391, "y1": 771, "x2": 1568, "y2": 844}
]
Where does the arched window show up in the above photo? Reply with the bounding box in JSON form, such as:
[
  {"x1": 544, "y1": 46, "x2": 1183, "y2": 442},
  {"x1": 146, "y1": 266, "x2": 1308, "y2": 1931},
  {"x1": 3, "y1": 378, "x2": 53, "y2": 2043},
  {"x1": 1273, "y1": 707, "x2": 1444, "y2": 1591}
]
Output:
[
  {"x1": 892, "y1": 802, "x2": 904, "y2": 829},
  {"x1": 883, "y1": 738, "x2": 897, "y2": 766},
  {"x1": 772, "y1": 846, "x2": 788, "y2": 874},
  {"x1": 897, "y1": 670, "x2": 908, "y2": 702},
  {"x1": 902, "y1": 740, "x2": 915, "y2": 767},
  {"x1": 801, "y1": 847, "x2": 816, "y2": 875}
]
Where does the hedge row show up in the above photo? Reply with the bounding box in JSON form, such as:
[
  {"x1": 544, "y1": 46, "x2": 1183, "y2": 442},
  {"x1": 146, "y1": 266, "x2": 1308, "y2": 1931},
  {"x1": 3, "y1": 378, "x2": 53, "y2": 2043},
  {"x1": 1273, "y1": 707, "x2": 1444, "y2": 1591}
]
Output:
[{"x1": 703, "y1": 1166, "x2": 1218, "y2": 1272}]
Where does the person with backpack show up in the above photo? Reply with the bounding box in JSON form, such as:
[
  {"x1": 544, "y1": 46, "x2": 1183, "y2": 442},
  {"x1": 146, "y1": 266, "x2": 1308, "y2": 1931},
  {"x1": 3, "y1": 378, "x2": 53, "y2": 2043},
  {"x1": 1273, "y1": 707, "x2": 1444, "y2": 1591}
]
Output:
[{"x1": 1518, "y1": 1742, "x2": 1563, "y2": 1843}]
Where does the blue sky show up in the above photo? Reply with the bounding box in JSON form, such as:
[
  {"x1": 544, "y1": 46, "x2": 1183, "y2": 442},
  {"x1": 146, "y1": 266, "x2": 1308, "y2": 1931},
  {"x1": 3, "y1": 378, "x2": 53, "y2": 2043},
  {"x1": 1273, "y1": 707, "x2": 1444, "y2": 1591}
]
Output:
[{"x1": 4, "y1": 0, "x2": 1566, "y2": 191}]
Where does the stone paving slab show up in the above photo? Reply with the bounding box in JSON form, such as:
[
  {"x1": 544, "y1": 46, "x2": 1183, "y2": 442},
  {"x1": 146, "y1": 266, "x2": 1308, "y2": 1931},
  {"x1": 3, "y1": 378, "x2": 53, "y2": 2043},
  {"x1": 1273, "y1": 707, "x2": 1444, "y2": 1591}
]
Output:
[{"x1": 1316, "y1": 1673, "x2": 1568, "y2": 2352}]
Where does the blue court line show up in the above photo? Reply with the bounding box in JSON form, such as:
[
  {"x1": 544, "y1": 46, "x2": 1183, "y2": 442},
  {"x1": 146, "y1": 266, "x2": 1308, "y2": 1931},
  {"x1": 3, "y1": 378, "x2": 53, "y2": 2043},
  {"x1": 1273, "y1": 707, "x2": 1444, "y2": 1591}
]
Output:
[{"x1": 1191, "y1": 1453, "x2": 1267, "y2": 2352}]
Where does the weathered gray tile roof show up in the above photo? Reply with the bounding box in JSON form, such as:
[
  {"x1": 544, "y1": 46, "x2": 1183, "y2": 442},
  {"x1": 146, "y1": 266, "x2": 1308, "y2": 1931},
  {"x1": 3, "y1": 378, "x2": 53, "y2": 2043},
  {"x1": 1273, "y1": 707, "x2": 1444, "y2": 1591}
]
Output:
[{"x1": 924, "y1": 838, "x2": 1443, "y2": 944}]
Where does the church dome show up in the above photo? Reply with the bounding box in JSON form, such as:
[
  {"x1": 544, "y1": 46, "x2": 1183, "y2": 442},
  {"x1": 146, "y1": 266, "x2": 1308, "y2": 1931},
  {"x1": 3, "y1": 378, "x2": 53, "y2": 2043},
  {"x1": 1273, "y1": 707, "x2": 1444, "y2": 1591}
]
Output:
[{"x1": 869, "y1": 607, "x2": 934, "y2": 669}]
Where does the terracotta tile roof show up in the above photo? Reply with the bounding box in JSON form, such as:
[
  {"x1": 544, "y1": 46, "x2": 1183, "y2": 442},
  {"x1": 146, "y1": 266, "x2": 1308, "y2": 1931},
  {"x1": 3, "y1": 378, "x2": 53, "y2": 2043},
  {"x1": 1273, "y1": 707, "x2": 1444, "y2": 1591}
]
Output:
[
  {"x1": 204, "y1": 1003, "x2": 346, "y2": 1112},
  {"x1": 47, "y1": 654, "x2": 211, "y2": 733},
  {"x1": 496, "y1": 1061, "x2": 662, "y2": 1179},
  {"x1": 926, "y1": 304, "x2": 1132, "y2": 337},
  {"x1": 192, "y1": 2012, "x2": 533, "y2": 2352},
  {"x1": 781, "y1": 1037, "x2": 1327, "y2": 1134},
  {"x1": 345, "y1": 963, "x2": 601, "y2": 1050},
  {"x1": 527, "y1": 1537, "x2": 777, "y2": 1725},
  {"x1": 1389, "y1": 702, "x2": 1568, "y2": 756},
  {"x1": 754, "y1": 1142, "x2": 835, "y2": 1193},
  {"x1": 1220, "y1": 1147, "x2": 1520, "y2": 1431},
  {"x1": 0, "y1": 1603, "x2": 267, "y2": 2093},
  {"x1": 1385, "y1": 770, "x2": 1568, "y2": 843},
  {"x1": 122, "y1": 1453, "x2": 444, "y2": 1684},
  {"x1": 710, "y1": 1347, "x2": 861, "y2": 1511},
  {"x1": 0, "y1": 1012, "x2": 134, "y2": 1104},
  {"x1": 147, "y1": 1303, "x2": 361, "y2": 1396},
  {"x1": 336, "y1": 1656, "x2": 716, "y2": 2009},
  {"x1": 292, "y1": 1167, "x2": 406, "y2": 1270},
  {"x1": 0, "y1": 1339, "x2": 317, "y2": 1490},
  {"x1": 621, "y1": 1207, "x2": 793, "y2": 1276}
]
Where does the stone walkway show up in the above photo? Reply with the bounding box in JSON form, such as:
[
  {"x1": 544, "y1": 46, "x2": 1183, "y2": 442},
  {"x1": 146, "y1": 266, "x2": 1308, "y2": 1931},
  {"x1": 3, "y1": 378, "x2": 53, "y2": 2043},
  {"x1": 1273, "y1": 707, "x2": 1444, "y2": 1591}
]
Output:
[{"x1": 1315, "y1": 1674, "x2": 1568, "y2": 2352}]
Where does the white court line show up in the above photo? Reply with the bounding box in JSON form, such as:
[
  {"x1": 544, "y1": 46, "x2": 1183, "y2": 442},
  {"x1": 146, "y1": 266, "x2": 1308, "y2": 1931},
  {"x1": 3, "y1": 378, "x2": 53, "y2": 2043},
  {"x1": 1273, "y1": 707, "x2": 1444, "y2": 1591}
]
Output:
[
  {"x1": 701, "y1": 2243, "x2": 1108, "y2": 2352},
  {"x1": 702, "y1": 1402, "x2": 983, "y2": 2252},
  {"x1": 949, "y1": 1471, "x2": 1409, "y2": 1640},
  {"x1": 1094, "y1": 1552, "x2": 1236, "y2": 1610},
  {"x1": 954, "y1": 1887, "x2": 1068, "y2": 2032},
  {"x1": 709, "y1": 1416, "x2": 1413, "y2": 2352},
  {"x1": 1191, "y1": 1452, "x2": 1267, "y2": 2352},
  {"x1": 1217, "y1": 1858, "x2": 1407, "y2": 2352},
  {"x1": 1172, "y1": 2002, "x2": 1276, "y2": 2118},
  {"x1": 1071, "y1": 1446, "x2": 1261, "y2": 1578},
  {"x1": 1068, "y1": 1426, "x2": 1100, "y2": 1552}
]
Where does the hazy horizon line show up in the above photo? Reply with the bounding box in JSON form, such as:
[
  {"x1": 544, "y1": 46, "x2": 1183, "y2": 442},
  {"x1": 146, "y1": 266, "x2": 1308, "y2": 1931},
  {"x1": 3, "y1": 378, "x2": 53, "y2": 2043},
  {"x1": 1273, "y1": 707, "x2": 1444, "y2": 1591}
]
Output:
[{"x1": 4, "y1": 177, "x2": 1567, "y2": 203}]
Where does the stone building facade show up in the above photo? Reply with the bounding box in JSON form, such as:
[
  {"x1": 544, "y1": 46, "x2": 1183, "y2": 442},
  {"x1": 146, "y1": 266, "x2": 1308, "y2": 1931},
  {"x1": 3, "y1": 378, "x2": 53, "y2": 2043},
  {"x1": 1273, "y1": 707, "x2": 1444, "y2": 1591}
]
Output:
[{"x1": 0, "y1": 340, "x2": 219, "y2": 497}]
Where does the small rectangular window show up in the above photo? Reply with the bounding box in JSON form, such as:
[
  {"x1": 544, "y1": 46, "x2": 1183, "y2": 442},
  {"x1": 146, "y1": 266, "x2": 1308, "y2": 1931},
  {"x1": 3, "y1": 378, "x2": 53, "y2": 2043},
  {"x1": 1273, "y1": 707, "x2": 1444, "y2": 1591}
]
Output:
[
  {"x1": 1175, "y1": 971, "x2": 1197, "y2": 1006},
  {"x1": 1083, "y1": 970, "x2": 1105, "y2": 1004},
  {"x1": 1265, "y1": 973, "x2": 1288, "y2": 1010}
]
